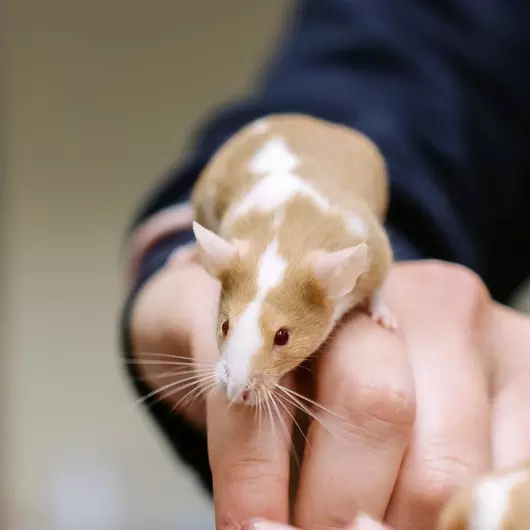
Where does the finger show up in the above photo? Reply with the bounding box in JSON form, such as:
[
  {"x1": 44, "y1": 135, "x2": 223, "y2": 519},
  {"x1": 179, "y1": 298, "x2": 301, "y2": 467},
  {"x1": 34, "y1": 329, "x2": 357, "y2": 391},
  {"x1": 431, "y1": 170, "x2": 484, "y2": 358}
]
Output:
[
  {"x1": 295, "y1": 313, "x2": 416, "y2": 530},
  {"x1": 130, "y1": 263, "x2": 220, "y2": 428},
  {"x1": 492, "y1": 376, "x2": 530, "y2": 468},
  {"x1": 208, "y1": 375, "x2": 296, "y2": 530},
  {"x1": 490, "y1": 304, "x2": 530, "y2": 467},
  {"x1": 385, "y1": 263, "x2": 491, "y2": 530}
]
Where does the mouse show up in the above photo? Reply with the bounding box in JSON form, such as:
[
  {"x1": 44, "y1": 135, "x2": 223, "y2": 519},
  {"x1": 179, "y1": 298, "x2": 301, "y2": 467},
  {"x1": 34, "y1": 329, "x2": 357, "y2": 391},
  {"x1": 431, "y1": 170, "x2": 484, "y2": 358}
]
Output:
[
  {"x1": 190, "y1": 113, "x2": 395, "y2": 405},
  {"x1": 438, "y1": 459, "x2": 530, "y2": 530}
]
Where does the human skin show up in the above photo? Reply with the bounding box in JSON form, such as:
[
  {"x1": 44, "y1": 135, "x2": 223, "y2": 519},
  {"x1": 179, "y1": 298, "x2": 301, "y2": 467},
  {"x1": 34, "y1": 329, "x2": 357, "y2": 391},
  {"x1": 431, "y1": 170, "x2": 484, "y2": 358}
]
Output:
[{"x1": 130, "y1": 260, "x2": 530, "y2": 530}]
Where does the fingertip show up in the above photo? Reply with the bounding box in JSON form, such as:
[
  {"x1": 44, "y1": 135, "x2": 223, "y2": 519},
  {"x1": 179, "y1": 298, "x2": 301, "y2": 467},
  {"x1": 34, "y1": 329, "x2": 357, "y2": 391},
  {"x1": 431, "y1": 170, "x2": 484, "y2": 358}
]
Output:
[
  {"x1": 346, "y1": 513, "x2": 391, "y2": 530},
  {"x1": 242, "y1": 519, "x2": 295, "y2": 530}
]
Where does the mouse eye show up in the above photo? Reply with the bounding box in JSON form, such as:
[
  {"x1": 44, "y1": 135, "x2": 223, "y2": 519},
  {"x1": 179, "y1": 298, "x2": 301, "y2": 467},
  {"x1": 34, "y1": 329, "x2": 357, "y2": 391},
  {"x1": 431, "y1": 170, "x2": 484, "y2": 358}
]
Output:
[
  {"x1": 274, "y1": 328, "x2": 289, "y2": 346},
  {"x1": 221, "y1": 320, "x2": 230, "y2": 336}
]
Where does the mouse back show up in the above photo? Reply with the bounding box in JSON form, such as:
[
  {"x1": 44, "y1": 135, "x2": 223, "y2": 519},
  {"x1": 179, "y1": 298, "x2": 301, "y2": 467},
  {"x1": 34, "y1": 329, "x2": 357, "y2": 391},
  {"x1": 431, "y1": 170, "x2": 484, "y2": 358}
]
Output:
[
  {"x1": 190, "y1": 113, "x2": 395, "y2": 404},
  {"x1": 191, "y1": 113, "x2": 389, "y2": 236}
]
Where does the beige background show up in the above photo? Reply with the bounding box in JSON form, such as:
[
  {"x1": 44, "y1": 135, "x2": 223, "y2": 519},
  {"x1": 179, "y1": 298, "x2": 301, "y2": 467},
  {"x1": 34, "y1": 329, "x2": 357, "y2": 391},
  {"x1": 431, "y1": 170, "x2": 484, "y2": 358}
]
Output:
[
  {"x1": 3, "y1": 1, "x2": 530, "y2": 530},
  {"x1": 4, "y1": 1, "x2": 291, "y2": 529}
]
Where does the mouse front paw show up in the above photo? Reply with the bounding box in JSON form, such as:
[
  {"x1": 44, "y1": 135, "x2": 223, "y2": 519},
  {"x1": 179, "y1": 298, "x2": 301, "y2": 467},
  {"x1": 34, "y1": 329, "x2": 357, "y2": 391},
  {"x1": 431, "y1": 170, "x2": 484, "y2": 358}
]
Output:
[
  {"x1": 370, "y1": 304, "x2": 398, "y2": 330},
  {"x1": 368, "y1": 287, "x2": 398, "y2": 330}
]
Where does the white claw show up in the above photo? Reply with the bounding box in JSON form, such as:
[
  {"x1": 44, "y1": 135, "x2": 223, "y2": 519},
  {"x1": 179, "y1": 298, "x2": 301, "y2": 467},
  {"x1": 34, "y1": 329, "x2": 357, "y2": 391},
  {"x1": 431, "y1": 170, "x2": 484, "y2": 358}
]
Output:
[
  {"x1": 370, "y1": 304, "x2": 398, "y2": 330},
  {"x1": 369, "y1": 285, "x2": 398, "y2": 330}
]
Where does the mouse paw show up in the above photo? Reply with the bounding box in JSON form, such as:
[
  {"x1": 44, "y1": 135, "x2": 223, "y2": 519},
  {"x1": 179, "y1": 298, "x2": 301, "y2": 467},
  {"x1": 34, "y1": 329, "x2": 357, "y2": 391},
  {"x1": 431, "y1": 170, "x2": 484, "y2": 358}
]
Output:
[
  {"x1": 370, "y1": 304, "x2": 398, "y2": 330},
  {"x1": 368, "y1": 287, "x2": 398, "y2": 330}
]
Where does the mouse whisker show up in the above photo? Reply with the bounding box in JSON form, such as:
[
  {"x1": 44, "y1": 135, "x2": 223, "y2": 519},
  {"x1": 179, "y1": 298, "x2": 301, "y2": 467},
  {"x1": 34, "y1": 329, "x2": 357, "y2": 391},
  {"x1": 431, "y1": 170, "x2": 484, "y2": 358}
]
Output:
[
  {"x1": 295, "y1": 363, "x2": 313, "y2": 375},
  {"x1": 274, "y1": 387, "x2": 316, "y2": 425},
  {"x1": 256, "y1": 388, "x2": 264, "y2": 432},
  {"x1": 124, "y1": 359, "x2": 215, "y2": 371},
  {"x1": 262, "y1": 388, "x2": 278, "y2": 444},
  {"x1": 277, "y1": 385, "x2": 348, "y2": 423},
  {"x1": 269, "y1": 391, "x2": 300, "y2": 469},
  {"x1": 272, "y1": 388, "x2": 312, "y2": 455},
  {"x1": 149, "y1": 366, "x2": 214, "y2": 380},
  {"x1": 135, "y1": 372, "x2": 215, "y2": 408},
  {"x1": 126, "y1": 357, "x2": 215, "y2": 368},
  {"x1": 274, "y1": 385, "x2": 342, "y2": 439},
  {"x1": 133, "y1": 352, "x2": 214, "y2": 365},
  {"x1": 173, "y1": 378, "x2": 218, "y2": 413}
]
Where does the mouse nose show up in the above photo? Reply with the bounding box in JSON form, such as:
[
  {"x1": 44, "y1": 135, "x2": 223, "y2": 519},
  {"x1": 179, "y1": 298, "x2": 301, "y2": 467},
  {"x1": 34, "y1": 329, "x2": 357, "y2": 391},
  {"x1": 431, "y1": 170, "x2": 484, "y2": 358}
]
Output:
[
  {"x1": 226, "y1": 381, "x2": 251, "y2": 403},
  {"x1": 240, "y1": 388, "x2": 250, "y2": 402}
]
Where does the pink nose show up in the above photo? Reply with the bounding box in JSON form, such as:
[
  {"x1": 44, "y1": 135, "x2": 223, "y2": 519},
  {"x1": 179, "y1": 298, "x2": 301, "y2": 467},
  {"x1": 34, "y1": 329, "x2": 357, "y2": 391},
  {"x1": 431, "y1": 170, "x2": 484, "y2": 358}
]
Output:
[{"x1": 241, "y1": 388, "x2": 250, "y2": 402}]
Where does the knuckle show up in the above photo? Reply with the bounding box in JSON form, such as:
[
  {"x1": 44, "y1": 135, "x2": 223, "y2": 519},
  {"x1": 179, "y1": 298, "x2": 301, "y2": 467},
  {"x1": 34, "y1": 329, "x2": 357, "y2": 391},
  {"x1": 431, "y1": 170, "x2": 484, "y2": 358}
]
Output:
[
  {"x1": 413, "y1": 260, "x2": 490, "y2": 320},
  {"x1": 409, "y1": 455, "x2": 475, "y2": 519},
  {"x1": 333, "y1": 374, "x2": 416, "y2": 439},
  {"x1": 216, "y1": 455, "x2": 285, "y2": 487}
]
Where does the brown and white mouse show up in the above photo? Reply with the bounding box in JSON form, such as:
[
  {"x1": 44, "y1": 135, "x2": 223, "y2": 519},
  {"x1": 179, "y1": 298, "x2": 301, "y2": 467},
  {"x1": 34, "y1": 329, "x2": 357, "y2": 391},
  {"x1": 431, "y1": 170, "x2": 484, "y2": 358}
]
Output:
[
  {"x1": 438, "y1": 460, "x2": 530, "y2": 530},
  {"x1": 190, "y1": 113, "x2": 395, "y2": 405}
]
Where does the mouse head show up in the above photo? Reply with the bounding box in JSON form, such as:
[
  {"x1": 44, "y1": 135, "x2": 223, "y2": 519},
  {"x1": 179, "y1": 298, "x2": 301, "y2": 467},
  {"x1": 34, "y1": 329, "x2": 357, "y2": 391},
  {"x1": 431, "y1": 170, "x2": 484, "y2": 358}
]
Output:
[{"x1": 193, "y1": 221, "x2": 368, "y2": 406}]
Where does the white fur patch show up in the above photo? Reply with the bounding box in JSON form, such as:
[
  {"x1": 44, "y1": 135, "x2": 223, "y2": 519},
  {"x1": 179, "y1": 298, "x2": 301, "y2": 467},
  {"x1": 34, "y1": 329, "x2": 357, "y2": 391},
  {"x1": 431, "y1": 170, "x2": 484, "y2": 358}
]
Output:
[
  {"x1": 257, "y1": 239, "x2": 288, "y2": 295},
  {"x1": 223, "y1": 300, "x2": 263, "y2": 399},
  {"x1": 228, "y1": 137, "x2": 366, "y2": 237},
  {"x1": 470, "y1": 470, "x2": 528, "y2": 530},
  {"x1": 272, "y1": 210, "x2": 285, "y2": 230},
  {"x1": 226, "y1": 171, "x2": 330, "y2": 226},
  {"x1": 249, "y1": 137, "x2": 299, "y2": 175},
  {"x1": 220, "y1": 239, "x2": 287, "y2": 399},
  {"x1": 344, "y1": 212, "x2": 368, "y2": 236}
]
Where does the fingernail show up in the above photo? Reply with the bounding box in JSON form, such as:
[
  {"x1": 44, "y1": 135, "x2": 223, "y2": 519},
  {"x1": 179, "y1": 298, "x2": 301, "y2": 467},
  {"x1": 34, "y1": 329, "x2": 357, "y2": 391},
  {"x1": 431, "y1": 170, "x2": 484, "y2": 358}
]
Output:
[
  {"x1": 242, "y1": 518, "x2": 293, "y2": 530},
  {"x1": 347, "y1": 512, "x2": 389, "y2": 530}
]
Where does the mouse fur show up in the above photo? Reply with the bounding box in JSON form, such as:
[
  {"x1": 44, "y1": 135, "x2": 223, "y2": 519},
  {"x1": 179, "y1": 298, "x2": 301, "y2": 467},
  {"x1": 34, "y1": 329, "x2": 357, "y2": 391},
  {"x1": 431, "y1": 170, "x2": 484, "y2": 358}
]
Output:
[{"x1": 190, "y1": 113, "x2": 395, "y2": 404}]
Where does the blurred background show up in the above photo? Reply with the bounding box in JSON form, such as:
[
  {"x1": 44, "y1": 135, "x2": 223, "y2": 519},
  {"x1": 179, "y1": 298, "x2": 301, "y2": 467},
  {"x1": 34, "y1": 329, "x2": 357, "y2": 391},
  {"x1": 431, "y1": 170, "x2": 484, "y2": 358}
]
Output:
[
  {"x1": 3, "y1": 1, "x2": 530, "y2": 530},
  {"x1": 3, "y1": 1, "x2": 291, "y2": 529}
]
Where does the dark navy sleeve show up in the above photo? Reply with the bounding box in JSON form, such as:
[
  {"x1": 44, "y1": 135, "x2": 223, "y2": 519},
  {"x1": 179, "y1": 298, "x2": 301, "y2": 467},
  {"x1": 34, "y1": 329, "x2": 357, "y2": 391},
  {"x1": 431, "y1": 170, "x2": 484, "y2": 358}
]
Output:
[{"x1": 121, "y1": 0, "x2": 530, "y2": 492}]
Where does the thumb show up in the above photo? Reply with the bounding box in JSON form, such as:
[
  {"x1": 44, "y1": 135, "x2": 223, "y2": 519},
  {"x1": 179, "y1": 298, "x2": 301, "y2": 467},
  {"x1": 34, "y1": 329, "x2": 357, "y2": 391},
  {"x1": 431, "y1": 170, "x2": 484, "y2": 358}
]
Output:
[{"x1": 129, "y1": 263, "x2": 220, "y2": 429}]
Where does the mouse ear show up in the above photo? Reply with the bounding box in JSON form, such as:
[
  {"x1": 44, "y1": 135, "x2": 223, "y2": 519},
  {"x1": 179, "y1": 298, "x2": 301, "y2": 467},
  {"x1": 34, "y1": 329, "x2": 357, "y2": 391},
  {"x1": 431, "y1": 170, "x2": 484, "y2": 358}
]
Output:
[
  {"x1": 192, "y1": 221, "x2": 237, "y2": 278},
  {"x1": 312, "y1": 243, "x2": 368, "y2": 299}
]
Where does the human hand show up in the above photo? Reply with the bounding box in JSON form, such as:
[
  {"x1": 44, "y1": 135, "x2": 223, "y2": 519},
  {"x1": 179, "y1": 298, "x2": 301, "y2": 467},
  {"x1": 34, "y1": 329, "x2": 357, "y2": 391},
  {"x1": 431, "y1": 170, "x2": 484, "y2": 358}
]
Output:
[
  {"x1": 204, "y1": 260, "x2": 493, "y2": 530},
  {"x1": 206, "y1": 260, "x2": 530, "y2": 530},
  {"x1": 130, "y1": 259, "x2": 530, "y2": 530}
]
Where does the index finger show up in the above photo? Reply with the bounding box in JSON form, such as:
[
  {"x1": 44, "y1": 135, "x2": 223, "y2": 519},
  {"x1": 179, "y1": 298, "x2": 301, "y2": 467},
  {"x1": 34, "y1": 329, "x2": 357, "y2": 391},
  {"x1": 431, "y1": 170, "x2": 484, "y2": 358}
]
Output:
[
  {"x1": 207, "y1": 376, "x2": 295, "y2": 529},
  {"x1": 295, "y1": 313, "x2": 415, "y2": 529}
]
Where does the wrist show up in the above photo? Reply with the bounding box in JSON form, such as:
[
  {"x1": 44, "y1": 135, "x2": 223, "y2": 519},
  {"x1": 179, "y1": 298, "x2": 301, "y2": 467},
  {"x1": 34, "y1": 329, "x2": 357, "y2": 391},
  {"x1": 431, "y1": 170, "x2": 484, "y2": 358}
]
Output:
[{"x1": 125, "y1": 202, "x2": 194, "y2": 286}]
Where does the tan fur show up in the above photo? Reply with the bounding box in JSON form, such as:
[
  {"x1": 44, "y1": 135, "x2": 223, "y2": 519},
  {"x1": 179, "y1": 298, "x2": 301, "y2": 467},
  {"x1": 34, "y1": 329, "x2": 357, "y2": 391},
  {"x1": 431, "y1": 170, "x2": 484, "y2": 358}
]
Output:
[
  {"x1": 192, "y1": 113, "x2": 392, "y2": 390},
  {"x1": 437, "y1": 482, "x2": 476, "y2": 530},
  {"x1": 256, "y1": 268, "x2": 330, "y2": 378},
  {"x1": 192, "y1": 113, "x2": 389, "y2": 236},
  {"x1": 503, "y1": 468, "x2": 530, "y2": 530},
  {"x1": 438, "y1": 460, "x2": 530, "y2": 530}
]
